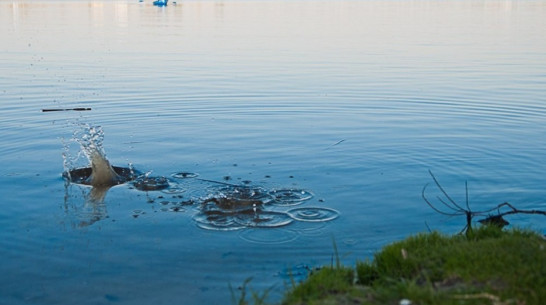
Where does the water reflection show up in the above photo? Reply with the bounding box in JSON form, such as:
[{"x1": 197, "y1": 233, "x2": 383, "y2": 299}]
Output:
[{"x1": 62, "y1": 183, "x2": 111, "y2": 227}]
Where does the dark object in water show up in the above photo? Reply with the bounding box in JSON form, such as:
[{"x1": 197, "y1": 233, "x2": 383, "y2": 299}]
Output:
[
  {"x1": 202, "y1": 197, "x2": 263, "y2": 213},
  {"x1": 479, "y1": 215, "x2": 509, "y2": 228},
  {"x1": 42, "y1": 108, "x2": 91, "y2": 112},
  {"x1": 132, "y1": 176, "x2": 170, "y2": 191},
  {"x1": 172, "y1": 172, "x2": 199, "y2": 179},
  {"x1": 63, "y1": 166, "x2": 140, "y2": 186}
]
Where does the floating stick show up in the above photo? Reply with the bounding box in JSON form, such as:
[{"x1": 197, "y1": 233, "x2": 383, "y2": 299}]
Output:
[{"x1": 42, "y1": 108, "x2": 92, "y2": 112}]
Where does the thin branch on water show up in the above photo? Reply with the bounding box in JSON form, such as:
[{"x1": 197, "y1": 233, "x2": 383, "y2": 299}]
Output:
[
  {"x1": 494, "y1": 202, "x2": 546, "y2": 217},
  {"x1": 423, "y1": 171, "x2": 546, "y2": 232},
  {"x1": 422, "y1": 183, "x2": 460, "y2": 216},
  {"x1": 428, "y1": 169, "x2": 467, "y2": 212},
  {"x1": 465, "y1": 181, "x2": 471, "y2": 211}
]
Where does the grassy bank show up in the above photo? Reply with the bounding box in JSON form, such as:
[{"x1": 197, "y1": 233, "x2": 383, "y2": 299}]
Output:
[
  {"x1": 282, "y1": 226, "x2": 545, "y2": 305},
  {"x1": 235, "y1": 225, "x2": 546, "y2": 305}
]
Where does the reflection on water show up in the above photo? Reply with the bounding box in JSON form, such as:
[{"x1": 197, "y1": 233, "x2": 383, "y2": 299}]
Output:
[{"x1": 63, "y1": 184, "x2": 111, "y2": 227}]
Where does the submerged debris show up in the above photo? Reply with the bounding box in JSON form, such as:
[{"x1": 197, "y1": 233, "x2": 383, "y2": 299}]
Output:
[{"x1": 132, "y1": 176, "x2": 170, "y2": 191}]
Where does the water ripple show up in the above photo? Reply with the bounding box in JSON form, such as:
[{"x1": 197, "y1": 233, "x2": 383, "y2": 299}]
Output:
[
  {"x1": 287, "y1": 207, "x2": 340, "y2": 222},
  {"x1": 239, "y1": 228, "x2": 298, "y2": 244},
  {"x1": 268, "y1": 189, "x2": 314, "y2": 206}
]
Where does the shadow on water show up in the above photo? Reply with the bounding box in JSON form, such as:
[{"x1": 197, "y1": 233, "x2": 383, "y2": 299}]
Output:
[{"x1": 62, "y1": 124, "x2": 339, "y2": 231}]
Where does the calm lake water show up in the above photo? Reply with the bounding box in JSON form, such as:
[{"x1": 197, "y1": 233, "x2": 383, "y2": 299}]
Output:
[{"x1": 1, "y1": 0, "x2": 545, "y2": 304}]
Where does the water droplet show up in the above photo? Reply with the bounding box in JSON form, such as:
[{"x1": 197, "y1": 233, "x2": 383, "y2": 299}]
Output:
[
  {"x1": 132, "y1": 176, "x2": 170, "y2": 191},
  {"x1": 169, "y1": 206, "x2": 185, "y2": 212}
]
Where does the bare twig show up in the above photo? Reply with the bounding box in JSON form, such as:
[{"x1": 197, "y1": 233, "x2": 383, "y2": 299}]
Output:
[
  {"x1": 423, "y1": 171, "x2": 546, "y2": 232},
  {"x1": 42, "y1": 108, "x2": 91, "y2": 112},
  {"x1": 428, "y1": 170, "x2": 467, "y2": 212}
]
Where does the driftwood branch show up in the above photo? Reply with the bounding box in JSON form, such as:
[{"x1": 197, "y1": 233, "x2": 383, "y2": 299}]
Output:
[
  {"x1": 493, "y1": 202, "x2": 546, "y2": 217},
  {"x1": 423, "y1": 171, "x2": 546, "y2": 233},
  {"x1": 42, "y1": 108, "x2": 91, "y2": 112}
]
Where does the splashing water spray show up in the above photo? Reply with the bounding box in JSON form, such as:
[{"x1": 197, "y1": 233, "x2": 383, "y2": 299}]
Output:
[
  {"x1": 63, "y1": 123, "x2": 138, "y2": 187},
  {"x1": 78, "y1": 125, "x2": 121, "y2": 186},
  {"x1": 61, "y1": 123, "x2": 339, "y2": 231}
]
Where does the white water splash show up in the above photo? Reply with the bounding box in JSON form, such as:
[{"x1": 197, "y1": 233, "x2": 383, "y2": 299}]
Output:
[{"x1": 70, "y1": 123, "x2": 121, "y2": 187}]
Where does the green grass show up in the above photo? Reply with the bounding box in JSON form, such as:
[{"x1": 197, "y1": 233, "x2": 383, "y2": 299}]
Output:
[{"x1": 278, "y1": 226, "x2": 546, "y2": 305}]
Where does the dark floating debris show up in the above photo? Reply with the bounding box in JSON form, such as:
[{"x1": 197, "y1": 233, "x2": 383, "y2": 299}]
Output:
[
  {"x1": 62, "y1": 123, "x2": 338, "y2": 231},
  {"x1": 63, "y1": 166, "x2": 140, "y2": 185},
  {"x1": 202, "y1": 197, "x2": 264, "y2": 213},
  {"x1": 193, "y1": 186, "x2": 275, "y2": 231},
  {"x1": 190, "y1": 184, "x2": 337, "y2": 231},
  {"x1": 169, "y1": 206, "x2": 184, "y2": 212},
  {"x1": 171, "y1": 172, "x2": 199, "y2": 179},
  {"x1": 42, "y1": 108, "x2": 91, "y2": 112},
  {"x1": 132, "y1": 209, "x2": 145, "y2": 218},
  {"x1": 132, "y1": 176, "x2": 170, "y2": 191}
]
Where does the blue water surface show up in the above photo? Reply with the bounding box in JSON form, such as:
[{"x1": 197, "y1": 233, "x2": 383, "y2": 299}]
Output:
[{"x1": 1, "y1": 0, "x2": 545, "y2": 304}]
